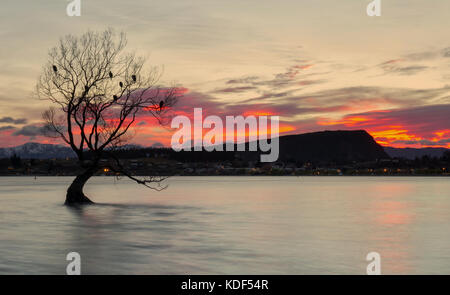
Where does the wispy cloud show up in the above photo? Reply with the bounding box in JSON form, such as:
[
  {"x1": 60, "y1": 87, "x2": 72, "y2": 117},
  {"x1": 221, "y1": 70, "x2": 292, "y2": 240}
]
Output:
[
  {"x1": 12, "y1": 124, "x2": 46, "y2": 137},
  {"x1": 0, "y1": 116, "x2": 27, "y2": 125},
  {"x1": 0, "y1": 125, "x2": 15, "y2": 131}
]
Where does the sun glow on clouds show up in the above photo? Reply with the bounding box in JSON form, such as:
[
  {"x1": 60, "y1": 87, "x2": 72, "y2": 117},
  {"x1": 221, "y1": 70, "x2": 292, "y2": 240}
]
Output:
[
  {"x1": 318, "y1": 116, "x2": 371, "y2": 126},
  {"x1": 434, "y1": 130, "x2": 450, "y2": 139},
  {"x1": 2, "y1": 1, "x2": 450, "y2": 150},
  {"x1": 317, "y1": 114, "x2": 427, "y2": 147},
  {"x1": 132, "y1": 107, "x2": 296, "y2": 147},
  {"x1": 242, "y1": 110, "x2": 274, "y2": 117},
  {"x1": 2, "y1": 52, "x2": 450, "y2": 148},
  {"x1": 316, "y1": 106, "x2": 450, "y2": 148},
  {"x1": 369, "y1": 129, "x2": 423, "y2": 146}
]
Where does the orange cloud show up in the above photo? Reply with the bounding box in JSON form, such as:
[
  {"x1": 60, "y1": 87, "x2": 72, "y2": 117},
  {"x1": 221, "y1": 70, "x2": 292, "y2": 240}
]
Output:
[
  {"x1": 318, "y1": 115, "x2": 371, "y2": 126},
  {"x1": 314, "y1": 105, "x2": 450, "y2": 148},
  {"x1": 242, "y1": 110, "x2": 275, "y2": 117}
]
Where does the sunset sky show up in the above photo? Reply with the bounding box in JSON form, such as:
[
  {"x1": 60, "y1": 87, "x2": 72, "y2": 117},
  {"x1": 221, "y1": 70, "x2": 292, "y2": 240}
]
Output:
[{"x1": 1, "y1": 0, "x2": 450, "y2": 148}]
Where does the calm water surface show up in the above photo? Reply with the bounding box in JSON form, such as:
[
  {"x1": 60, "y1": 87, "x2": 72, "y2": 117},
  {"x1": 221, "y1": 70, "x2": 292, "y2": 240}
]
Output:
[{"x1": 0, "y1": 176, "x2": 449, "y2": 274}]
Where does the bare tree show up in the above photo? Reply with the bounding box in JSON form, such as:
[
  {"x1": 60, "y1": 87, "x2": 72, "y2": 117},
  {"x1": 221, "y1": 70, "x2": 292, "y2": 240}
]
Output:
[{"x1": 36, "y1": 29, "x2": 178, "y2": 205}]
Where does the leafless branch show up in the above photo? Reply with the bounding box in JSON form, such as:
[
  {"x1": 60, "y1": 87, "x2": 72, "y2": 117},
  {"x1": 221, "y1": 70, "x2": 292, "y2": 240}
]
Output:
[{"x1": 36, "y1": 29, "x2": 179, "y2": 188}]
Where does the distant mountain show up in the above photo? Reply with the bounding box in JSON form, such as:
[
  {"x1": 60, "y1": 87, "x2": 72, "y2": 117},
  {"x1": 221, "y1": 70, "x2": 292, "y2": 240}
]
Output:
[
  {"x1": 180, "y1": 130, "x2": 389, "y2": 163},
  {"x1": 276, "y1": 130, "x2": 389, "y2": 162},
  {"x1": 112, "y1": 144, "x2": 144, "y2": 150},
  {"x1": 0, "y1": 142, "x2": 75, "y2": 159},
  {"x1": 384, "y1": 146, "x2": 449, "y2": 160},
  {"x1": 3, "y1": 131, "x2": 447, "y2": 162},
  {"x1": 151, "y1": 142, "x2": 165, "y2": 148},
  {"x1": 0, "y1": 143, "x2": 147, "y2": 159}
]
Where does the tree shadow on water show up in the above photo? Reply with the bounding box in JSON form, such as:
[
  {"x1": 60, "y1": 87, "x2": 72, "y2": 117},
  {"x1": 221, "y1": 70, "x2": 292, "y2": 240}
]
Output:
[
  {"x1": 64, "y1": 202, "x2": 203, "y2": 234},
  {"x1": 62, "y1": 202, "x2": 220, "y2": 274}
]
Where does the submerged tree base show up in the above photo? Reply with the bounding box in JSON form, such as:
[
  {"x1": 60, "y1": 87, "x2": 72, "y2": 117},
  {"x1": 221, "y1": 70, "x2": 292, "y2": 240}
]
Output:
[
  {"x1": 64, "y1": 191, "x2": 94, "y2": 206},
  {"x1": 64, "y1": 167, "x2": 97, "y2": 206}
]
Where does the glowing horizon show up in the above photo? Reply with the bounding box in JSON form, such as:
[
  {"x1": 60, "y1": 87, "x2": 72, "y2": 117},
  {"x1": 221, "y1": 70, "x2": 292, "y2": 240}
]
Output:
[{"x1": 1, "y1": 1, "x2": 450, "y2": 150}]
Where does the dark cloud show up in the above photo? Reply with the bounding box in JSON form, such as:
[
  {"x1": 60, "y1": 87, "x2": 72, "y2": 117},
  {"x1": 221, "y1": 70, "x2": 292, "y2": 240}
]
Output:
[
  {"x1": 320, "y1": 104, "x2": 450, "y2": 141},
  {"x1": 380, "y1": 62, "x2": 428, "y2": 76},
  {"x1": 226, "y1": 76, "x2": 259, "y2": 84},
  {"x1": 0, "y1": 116, "x2": 27, "y2": 124},
  {"x1": 393, "y1": 66, "x2": 429, "y2": 75},
  {"x1": 404, "y1": 51, "x2": 437, "y2": 61},
  {"x1": 401, "y1": 47, "x2": 450, "y2": 61},
  {"x1": 224, "y1": 65, "x2": 321, "y2": 94},
  {"x1": 161, "y1": 85, "x2": 450, "y2": 124},
  {"x1": 281, "y1": 86, "x2": 450, "y2": 111},
  {"x1": 0, "y1": 125, "x2": 15, "y2": 131},
  {"x1": 241, "y1": 90, "x2": 293, "y2": 103},
  {"x1": 12, "y1": 124, "x2": 46, "y2": 137},
  {"x1": 441, "y1": 47, "x2": 450, "y2": 58},
  {"x1": 359, "y1": 104, "x2": 450, "y2": 134},
  {"x1": 392, "y1": 138, "x2": 450, "y2": 146},
  {"x1": 213, "y1": 86, "x2": 257, "y2": 94},
  {"x1": 376, "y1": 47, "x2": 450, "y2": 76},
  {"x1": 214, "y1": 65, "x2": 328, "y2": 107}
]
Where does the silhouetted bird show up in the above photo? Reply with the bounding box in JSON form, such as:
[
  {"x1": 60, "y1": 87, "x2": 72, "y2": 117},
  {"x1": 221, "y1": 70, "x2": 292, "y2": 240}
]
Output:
[
  {"x1": 119, "y1": 81, "x2": 123, "y2": 88},
  {"x1": 131, "y1": 75, "x2": 137, "y2": 82},
  {"x1": 159, "y1": 100, "x2": 164, "y2": 111},
  {"x1": 113, "y1": 95, "x2": 118, "y2": 101},
  {"x1": 109, "y1": 71, "x2": 113, "y2": 79},
  {"x1": 52, "y1": 65, "x2": 58, "y2": 72}
]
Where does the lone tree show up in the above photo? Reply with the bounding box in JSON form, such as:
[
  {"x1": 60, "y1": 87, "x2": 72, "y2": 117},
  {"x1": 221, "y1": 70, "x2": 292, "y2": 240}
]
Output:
[{"x1": 36, "y1": 29, "x2": 178, "y2": 205}]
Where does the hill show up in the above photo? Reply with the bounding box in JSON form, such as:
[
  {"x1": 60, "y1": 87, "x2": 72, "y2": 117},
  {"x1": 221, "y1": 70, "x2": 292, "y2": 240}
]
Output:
[
  {"x1": 179, "y1": 130, "x2": 390, "y2": 163},
  {"x1": 0, "y1": 130, "x2": 390, "y2": 162},
  {"x1": 277, "y1": 130, "x2": 389, "y2": 163},
  {"x1": 384, "y1": 147, "x2": 449, "y2": 160}
]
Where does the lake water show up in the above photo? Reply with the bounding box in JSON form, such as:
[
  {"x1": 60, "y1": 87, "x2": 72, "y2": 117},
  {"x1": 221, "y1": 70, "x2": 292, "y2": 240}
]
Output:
[{"x1": 0, "y1": 176, "x2": 449, "y2": 274}]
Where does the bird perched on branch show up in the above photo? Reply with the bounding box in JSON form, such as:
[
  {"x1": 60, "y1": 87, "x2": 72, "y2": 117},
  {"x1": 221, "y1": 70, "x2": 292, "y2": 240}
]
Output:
[
  {"x1": 159, "y1": 100, "x2": 164, "y2": 111},
  {"x1": 131, "y1": 75, "x2": 136, "y2": 82},
  {"x1": 113, "y1": 95, "x2": 118, "y2": 101},
  {"x1": 52, "y1": 65, "x2": 58, "y2": 73},
  {"x1": 119, "y1": 81, "x2": 123, "y2": 88},
  {"x1": 109, "y1": 71, "x2": 113, "y2": 79}
]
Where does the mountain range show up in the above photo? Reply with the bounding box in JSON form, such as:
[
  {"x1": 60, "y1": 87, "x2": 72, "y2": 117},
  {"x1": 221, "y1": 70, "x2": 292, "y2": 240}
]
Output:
[
  {"x1": 0, "y1": 131, "x2": 448, "y2": 160},
  {"x1": 0, "y1": 142, "x2": 142, "y2": 159},
  {"x1": 383, "y1": 146, "x2": 449, "y2": 160},
  {"x1": 0, "y1": 143, "x2": 75, "y2": 159}
]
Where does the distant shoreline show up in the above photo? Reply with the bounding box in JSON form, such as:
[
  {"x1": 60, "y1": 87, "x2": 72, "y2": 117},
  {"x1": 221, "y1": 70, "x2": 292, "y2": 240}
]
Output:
[{"x1": 1, "y1": 174, "x2": 449, "y2": 178}]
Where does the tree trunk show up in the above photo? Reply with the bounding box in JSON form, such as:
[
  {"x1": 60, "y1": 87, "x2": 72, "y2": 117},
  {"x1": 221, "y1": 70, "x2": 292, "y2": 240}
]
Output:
[{"x1": 65, "y1": 166, "x2": 97, "y2": 205}]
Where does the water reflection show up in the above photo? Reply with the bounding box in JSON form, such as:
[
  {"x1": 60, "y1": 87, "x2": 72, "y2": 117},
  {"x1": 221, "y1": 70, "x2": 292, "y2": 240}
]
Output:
[
  {"x1": 1, "y1": 176, "x2": 450, "y2": 274},
  {"x1": 363, "y1": 182, "x2": 417, "y2": 273}
]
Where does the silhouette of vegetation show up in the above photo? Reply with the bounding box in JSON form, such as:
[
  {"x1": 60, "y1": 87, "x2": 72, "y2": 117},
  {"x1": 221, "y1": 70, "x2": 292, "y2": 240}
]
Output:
[
  {"x1": 9, "y1": 154, "x2": 22, "y2": 168},
  {"x1": 36, "y1": 29, "x2": 179, "y2": 205},
  {"x1": 443, "y1": 151, "x2": 450, "y2": 163}
]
